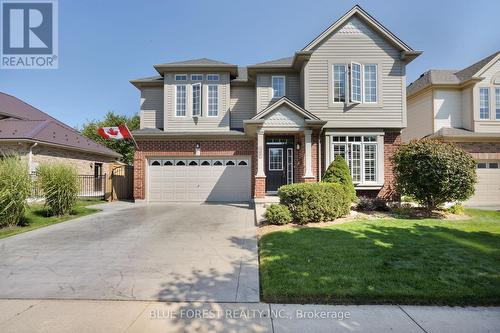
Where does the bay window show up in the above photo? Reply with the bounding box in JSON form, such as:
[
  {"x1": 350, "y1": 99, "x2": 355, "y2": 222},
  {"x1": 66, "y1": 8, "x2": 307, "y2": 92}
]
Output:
[
  {"x1": 331, "y1": 135, "x2": 379, "y2": 184},
  {"x1": 175, "y1": 85, "x2": 187, "y2": 116}
]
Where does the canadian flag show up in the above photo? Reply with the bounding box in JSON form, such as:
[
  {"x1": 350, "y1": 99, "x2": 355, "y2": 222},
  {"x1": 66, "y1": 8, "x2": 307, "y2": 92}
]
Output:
[{"x1": 97, "y1": 124, "x2": 133, "y2": 140}]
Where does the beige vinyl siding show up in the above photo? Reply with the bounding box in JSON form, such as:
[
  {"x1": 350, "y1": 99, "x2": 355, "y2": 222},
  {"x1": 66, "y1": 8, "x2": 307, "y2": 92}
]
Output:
[
  {"x1": 164, "y1": 72, "x2": 231, "y2": 132},
  {"x1": 230, "y1": 86, "x2": 256, "y2": 129},
  {"x1": 140, "y1": 87, "x2": 164, "y2": 129},
  {"x1": 304, "y1": 16, "x2": 405, "y2": 128},
  {"x1": 256, "y1": 74, "x2": 301, "y2": 112},
  {"x1": 403, "y1": 90, "x2": 433, "y2": 141},
  {"x1": 461, "y1": 87, "x2": 474, "y2": 131},
  {"x1": 434, "y1": 89, "x2": 463, "y2": 131},
  {"x1": 473, "y1": 59, "x2": 500, "y2": 133}
]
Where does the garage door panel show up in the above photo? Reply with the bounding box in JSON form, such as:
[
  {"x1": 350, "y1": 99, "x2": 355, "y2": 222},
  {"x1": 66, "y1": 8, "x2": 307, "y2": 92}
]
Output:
[
  {"x1": 465, "y1": 162, "x2": 500, "y2": 207},
  {"x1": 148, "y1": 157, "x2": 251, "y2": 202}
]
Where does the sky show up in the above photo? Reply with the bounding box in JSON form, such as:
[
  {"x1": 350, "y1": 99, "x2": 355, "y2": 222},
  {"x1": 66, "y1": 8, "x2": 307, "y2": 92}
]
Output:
[{"x1": 0, "y1": 0, "x2": 499, "y2": 128}]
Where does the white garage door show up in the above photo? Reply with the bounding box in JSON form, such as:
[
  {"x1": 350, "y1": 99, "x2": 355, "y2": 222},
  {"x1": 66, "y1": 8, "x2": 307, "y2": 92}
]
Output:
[
  {"x1": 148, "y1": 157, "x2": 251, "y2": 202},
  {"x1": 465, "y1": 161, "x2": 500, "y2": 207}
]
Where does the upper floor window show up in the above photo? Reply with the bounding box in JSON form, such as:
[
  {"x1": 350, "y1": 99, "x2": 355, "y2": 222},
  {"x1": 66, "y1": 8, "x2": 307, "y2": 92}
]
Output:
[
  {"x1": 272, "y1": 76, "x2": 285, "y2": 98},
  {"x1": 175, "y1": 74, "x2": 187, "y2": 81},
  {"x1": 479, "y1": 88, "x2": 489, "y2": 120},
  {"x1": 207, "y1": 85, "x2": 218, "y2": 117},
  {"x1": 332, "y1": 63, "x2": 378, "y2": 104},
  {"x1": 333, "y1": 65, "x2": 347, "y2": 102},
  {"x1": 191, "y1": 74, "x2": 203, "y2": 81},
  {"x1": 207, "y1": 74, "x2": 219, "y2": 81},
  {"x1": 192, "y1": 83, "x2": 201, "y2": 116},
  {"x1": 496, "y1": 88, "x2": 500, "y2": 120},
  {"x1": 175, "y1": 85, "x2": 187, "y2": 116}
]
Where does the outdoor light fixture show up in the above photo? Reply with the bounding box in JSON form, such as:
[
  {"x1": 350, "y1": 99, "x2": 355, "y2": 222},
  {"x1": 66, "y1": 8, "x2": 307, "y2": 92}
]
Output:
[
  {"x1": 296, "y1": 144, "x2": 300, "y2": 150},
  {"x1": 195, "y1": 143, "x2": 201, "y2": 156}
]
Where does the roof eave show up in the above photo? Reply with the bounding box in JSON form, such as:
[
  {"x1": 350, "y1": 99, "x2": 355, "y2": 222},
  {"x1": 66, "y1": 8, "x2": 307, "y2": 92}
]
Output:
[
  {"x1": 153, "y1": 64, "x2": 238, "y2": 76},
  {"x1": 129, "y1": 79, "x2": 163, "y2": 89}
]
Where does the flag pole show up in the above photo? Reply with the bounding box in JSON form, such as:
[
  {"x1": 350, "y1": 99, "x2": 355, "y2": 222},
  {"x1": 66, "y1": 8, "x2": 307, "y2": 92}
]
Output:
[{"x1": 124, "y1": 123, "x2": 139, "y2": 149}]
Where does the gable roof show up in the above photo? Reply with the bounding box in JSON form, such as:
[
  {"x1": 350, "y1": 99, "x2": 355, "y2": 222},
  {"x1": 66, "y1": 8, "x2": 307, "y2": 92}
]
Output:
[
  {"x1": 153, "y1": 58, "x2": 238, "y2": 75},
  {"x1": 407, "y1": 51, "x2": 500, "y2": 97},
  {"x1": 251, "y1": 97, "x2": 322, "y2": 121},
  {"x1": 301, "y1": 5, "x2": 420, "y2": 60},
  {"x1": 0, "y1": 92, "x2": 120, "y2": 158}
]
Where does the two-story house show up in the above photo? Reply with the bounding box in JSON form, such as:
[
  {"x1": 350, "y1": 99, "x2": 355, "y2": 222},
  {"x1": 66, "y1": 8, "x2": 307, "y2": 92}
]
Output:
[
  {"x1": 130, "y1": 5, "x2": 421, "y2": 203},
  {"x1": 404, "y1": 51, "x2": 500, "y2": 206}
]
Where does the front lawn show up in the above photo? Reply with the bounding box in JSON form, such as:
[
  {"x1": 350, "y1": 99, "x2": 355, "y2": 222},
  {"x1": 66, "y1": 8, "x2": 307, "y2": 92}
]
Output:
[
  {"x1": 0, "y1": 199, "x2": 102, "y2": 239},
  {"x1": 259, "y1": 209, "x2": 500, "y2": 305}
]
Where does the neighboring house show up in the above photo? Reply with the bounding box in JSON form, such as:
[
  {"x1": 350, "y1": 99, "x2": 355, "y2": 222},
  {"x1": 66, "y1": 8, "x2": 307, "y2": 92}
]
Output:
[
  {"x1": 130, "y1": 5, "x2": 421, "y2": 203},
  {"x1": 404, "y1": 51, "x2": 500, "y2": 206},
  {"x1": 0, "y1": 92, "x2": 121, "y2": 176}
]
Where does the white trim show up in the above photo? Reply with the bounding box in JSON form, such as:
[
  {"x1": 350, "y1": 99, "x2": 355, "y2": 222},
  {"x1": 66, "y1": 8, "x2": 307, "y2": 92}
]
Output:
[
  {"x1": 287, "y1": 147, "x2": 294, "y2": 184},
  {"x1": 174, "y1": 85, "x2": 187, "y2": 117},
  {"x1": 174, "y1": 74, "x2": 187, "y2": 81},
  {"x1": 362, "y1": 64, "x2": 378, "y2": 103},
  {"x1": 207, "y1": 84, "x2": 219, "y2": 117},
  {"x1": 332, "y1": 64, "x2": 347, "y2": 104},
  {"x1": 271, "y1": 75, "x2": 286, "y2": 99},
  {"x1": 350, "y1": 62, "x2": 362, "y2": 103},
  {"x1": 191, "y1": 82, "x2": 202, "y2": 117}
]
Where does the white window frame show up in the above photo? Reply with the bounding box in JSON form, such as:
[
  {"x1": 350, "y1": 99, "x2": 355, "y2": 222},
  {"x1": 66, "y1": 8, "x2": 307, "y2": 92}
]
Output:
[
  {"x1": 175, "y1": 85, "x2": 187, "y2": 117},
  {"x1": 207, "y1": 74, "x2": 219, "y2": 81},
  {"x1": 191, "y1": 74, "x2": 203, "y2": 81},
  {"x1": 272, "y1": 75, "x2": 286, "y2": 99},
  {"x1": 192, "y1": 83, "x2": 202, "y2": 117},
  {"x1": 350, "y1": 62, "x2": 362, "y2": 103},
  {"x1": 332, "y1": 64, "x2": 348, "y2": 103},
  {"x1": 175, "y1": 74, "x2": 187, "y2": 81},
  {"x1": 479, "y1": 87, "x2": 490, "y2": 120},
  {"x1": 268, "y1": 148, "x2": 283, "y2": 171},
  {"x1": 207, "y1": 84, "x2": 219, "y2": 117},
  {"x1": 363, "y1": 64, "x2": 378, "y2": 103},
  {"x1": 495, "y1": 88, "x2": 500, "y2": 120}
]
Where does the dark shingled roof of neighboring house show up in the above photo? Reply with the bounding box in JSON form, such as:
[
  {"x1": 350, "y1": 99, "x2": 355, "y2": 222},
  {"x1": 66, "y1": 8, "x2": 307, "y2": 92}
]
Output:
[
  {"x1": 407, "y1": 51, "x2": 500, "y2": 97},
  {"x1": 155, "y1": 58, "x2": 235, "y2": 66},
  {"x1": 251, "y1": 56, "x2": 294, "y2": 67},
  {"x1": 428, "y1": 127, "x2": 500, "y2": 139},
  {"x1": 0, "y1": 92, "x2": 121, "y2": 158}
]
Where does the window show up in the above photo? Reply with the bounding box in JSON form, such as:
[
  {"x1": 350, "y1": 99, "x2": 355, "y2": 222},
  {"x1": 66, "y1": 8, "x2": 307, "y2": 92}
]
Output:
[
  {"x1": 272, "y1": 76, "x2": 285, "y2": 98},
  {"x1": 333, "y1": 64, "x2": 347, "y2": 102},
  {"x1": 287, "y1": 148, "x2": 293, "y2": 184},
  {"x1": 225, "y1": 160, "x2": 236, "y2": 166},
  {"x1": 489, "y1": 162, "x2": 499, "y2": 169},
  {"x1": 496, "y1": 88, "x2": 500, "y2": 120},
  {"x1": 175, "y1": 85, "x2": 187, "y2": 116},
  {"x1": 176, "y1": 160, "x2": 186, "y2": 166},
  {"x1": 163, "y1": 160, "x2": 173, "y2": 166},
  {"x1": 192, "y1": 83, "x2": 201, "y2": 116},
  {"x1": 213, "y1": 160, "x2": 223, "y2": 166},
  {"x1": 477, "y1": 162, "x2": 487, "y2": 169},
  {"x1": 191, "y1": 74, "x2": 203, "y2": 81},
  {"x1": 207, "y1": 74, "x2": 219, "y2": 81},
  {"x1": 363, "y1": 64, "x2": 377, "y2": 102},
  {"x1": 480, "y1": 88, "x2": 489, "y2": 120},
  {"x1": 208, "y1": 85, "x2": 218, "y2": 117},
  {"x1": 175, "y1": 74, "x2": 187, "y2": 81},
  {"x1": 188, "y1": 160, "x2": 198, "y2": 166},
  {"x1": 350, "y1": 63, "x2": 362, "y2": 103},
  {"x1": 150, "y1": 160, "x2": 161, "y2": 166},
  {"x1": 238, "y1": 160, "x2": 248, "y2": 166},
  {"x1": 269, "y1": 148, "x2": 283, "y2": 171},
  {"x1": 201, "y1": 160, "x2": 211, "y2": 166},
  {"x1": 332, "y1": 136, "x2": 379, "y2": 184}
]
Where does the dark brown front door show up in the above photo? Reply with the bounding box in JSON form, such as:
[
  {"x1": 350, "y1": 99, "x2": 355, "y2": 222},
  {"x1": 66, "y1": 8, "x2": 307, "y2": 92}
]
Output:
[{"x1": 265, "y1": 137, "x2": 294, "y2": 192}]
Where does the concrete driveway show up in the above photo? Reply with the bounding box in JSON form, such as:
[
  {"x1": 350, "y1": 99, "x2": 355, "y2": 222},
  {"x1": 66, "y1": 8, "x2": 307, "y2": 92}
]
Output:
[{"x1": 0, "y1": 203, "x2": 258, "y2": 302}]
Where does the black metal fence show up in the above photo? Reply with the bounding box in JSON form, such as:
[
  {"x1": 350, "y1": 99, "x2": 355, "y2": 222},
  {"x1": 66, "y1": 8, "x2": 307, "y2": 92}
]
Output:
[{"x1": 30, "y1": 174, "x2": 107, "y2": 199}]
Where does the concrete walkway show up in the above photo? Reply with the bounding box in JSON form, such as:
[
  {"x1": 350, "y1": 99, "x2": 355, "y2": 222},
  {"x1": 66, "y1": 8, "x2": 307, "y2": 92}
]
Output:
[{"x1": 0, "y1": 300, "x2": 498, "y2": 333}]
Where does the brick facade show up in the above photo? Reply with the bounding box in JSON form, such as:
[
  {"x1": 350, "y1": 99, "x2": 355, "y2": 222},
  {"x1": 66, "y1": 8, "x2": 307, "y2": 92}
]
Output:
[{"x1": 453, "y1": 141, "x2": 500, "y2": 160}]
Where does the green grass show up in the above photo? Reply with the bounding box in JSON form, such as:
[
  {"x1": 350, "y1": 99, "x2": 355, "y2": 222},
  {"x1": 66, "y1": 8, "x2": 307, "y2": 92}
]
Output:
[
  {"x1": 0, "y1": 199, "x2": 102, "y2": 239},
  {"x1": 259, "y1": 209, "x2": 500, "y2": 305}
]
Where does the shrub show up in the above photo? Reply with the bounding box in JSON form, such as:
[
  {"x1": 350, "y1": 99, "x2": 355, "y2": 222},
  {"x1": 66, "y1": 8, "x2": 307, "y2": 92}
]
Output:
[
  {"x1": 37, "y1": 163, "x2": 79, "y2": 216},
  {"x1": 264, "y1": 204, "x2": 292, "y2": 225},
  {"x1": 391, "y1": 139, "x2": 476, "y2": 212},
  {"x1": 278, "y1": 182, "x2": 350, "y2": 225},
  {"x1": 447, "y1": 204, "x2": 465, "y2": 215},
  {"x1": 356, "y1": 196, "x2": 389, "y2": 212},
  {"x1": 0, "y1": 156, "x2": 30, "y2": 227},
  {"x1": 322, "y1": 155, "x2": 356, "y2": 202},
  {"x1": 392, "y1": 202, "x2": 414, "y2": 219}
]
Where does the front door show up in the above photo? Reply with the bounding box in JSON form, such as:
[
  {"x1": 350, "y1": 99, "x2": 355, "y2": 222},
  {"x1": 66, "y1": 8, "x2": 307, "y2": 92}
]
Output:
[{"x1": 265, "y1": 137, "x2": 294, "y2": 192}]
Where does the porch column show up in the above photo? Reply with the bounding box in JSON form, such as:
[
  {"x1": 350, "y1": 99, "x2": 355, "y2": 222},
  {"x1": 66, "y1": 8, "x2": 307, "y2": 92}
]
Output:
[
  {"x1": 304, "y1": 129, "x2": 314, "y2": 179},
  {"x1": 256, "y1": 129, "x2": 266, "y2": 177}
]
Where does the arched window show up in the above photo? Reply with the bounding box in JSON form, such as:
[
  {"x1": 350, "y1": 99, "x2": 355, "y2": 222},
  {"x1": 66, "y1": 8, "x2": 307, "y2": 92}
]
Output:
[
  {"x1": 151, "y1": 160, "x2": 161, "y2": 166},
  {"x1": 201, "y1": 160, "x2": 211, "y2": 166},
  {"x1": 238, "y1": 160, "x2": 248, "y2": 166},
  {"x1": 176, "y1": 161, "x2": 186, "y2": 166},
  {"x1": 213, "y1": 160, "x2": 223, "y2": 166},
  {"x1": 164, "y1": 160, "x2": 173, "y2": 166},
  {"x1": 225, "y1": 160, "x2": 235, "y2": 166},
  {"x1": 189, "y1": 160, "x2": 198, "y2": 166}
]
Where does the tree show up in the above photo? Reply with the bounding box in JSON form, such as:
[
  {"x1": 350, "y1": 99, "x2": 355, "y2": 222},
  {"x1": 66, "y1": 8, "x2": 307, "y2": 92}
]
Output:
[
  {"x1": 322, "y1": 155, "x2": 357, "y2": 202},
  {"x1": 391, "y1": 139, "x2": 477, "y2": 212},
  {"x1": 79, "y1": 112, "x2": 139, "y2": 165}
]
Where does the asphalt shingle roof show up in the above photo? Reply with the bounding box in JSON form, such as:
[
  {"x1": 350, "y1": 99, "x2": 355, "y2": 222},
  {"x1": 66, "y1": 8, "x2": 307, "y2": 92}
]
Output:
[{"x1": 252, "y1": 56, "x2": 294, "y2": 67}]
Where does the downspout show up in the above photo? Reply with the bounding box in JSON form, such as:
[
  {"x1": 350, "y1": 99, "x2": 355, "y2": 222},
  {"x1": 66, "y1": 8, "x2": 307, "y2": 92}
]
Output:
[
  {"x1": 318, "y1": 127, "x2": 323, "y2": 181},
  {"x1": 29, "y1": 142, "x2": 38, "y2": 174}
]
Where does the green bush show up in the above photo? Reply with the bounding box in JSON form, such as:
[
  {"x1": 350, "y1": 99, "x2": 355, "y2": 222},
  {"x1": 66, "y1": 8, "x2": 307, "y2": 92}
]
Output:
[
  {"x1": 37, "y1": 163, "x2": 79, "y2": 216},
  {"x1": 264, "y1": 204, "x2": 292, "y2": 225},
  {"x1": 447, "y1": 204, "x2": 465, "y2": 215},
  {"x1": 278, "y1": 182, "x2": 350, "y2": 225},
  {"x1": 322, "y1": 155, "x2": 356, "y2": 202},
  {"x1": 0, "y1": 156, "x2": 30, "y2": 227},
  {"x1": 391, "y1": 139, "x2": 476, "y2": 212},
  {"x1": 356, "y1": 196, "x2": 389, "y2": 212}
]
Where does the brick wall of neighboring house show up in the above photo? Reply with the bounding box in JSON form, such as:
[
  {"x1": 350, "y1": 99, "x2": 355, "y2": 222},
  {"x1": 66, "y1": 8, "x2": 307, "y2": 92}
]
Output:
[
  {"x1": 453, "y1": 141, "x2": 500, "y2": 160},
  {"x1": 134, "y1": 139, "x2": 255, "y2": 200},
  {"x1": 357, "y1": 131, "x2": 401, "y2": 201},
  {"x1": 0, "y1": 143, "x2": 114, "y2": 175}
]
